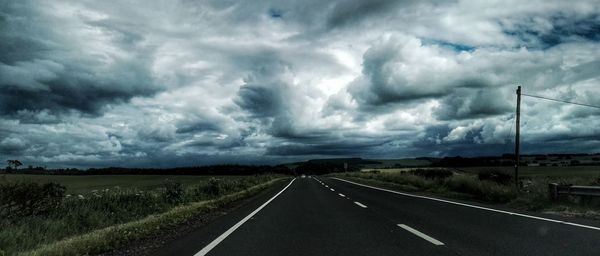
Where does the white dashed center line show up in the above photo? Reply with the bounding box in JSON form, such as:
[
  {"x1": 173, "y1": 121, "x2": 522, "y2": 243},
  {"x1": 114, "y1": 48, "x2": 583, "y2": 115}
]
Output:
[
  {"x1": 397, "y1": 224, "x2": 444, "y2": 246},
  {"x1": 353, "y1": 201, "x2": 367, "y2": 208}
]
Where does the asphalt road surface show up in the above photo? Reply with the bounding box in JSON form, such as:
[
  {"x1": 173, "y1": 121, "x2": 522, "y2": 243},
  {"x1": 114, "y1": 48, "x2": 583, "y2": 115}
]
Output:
[{"x1": 155, "y1": 177, "x2": 600, "y2": 256}]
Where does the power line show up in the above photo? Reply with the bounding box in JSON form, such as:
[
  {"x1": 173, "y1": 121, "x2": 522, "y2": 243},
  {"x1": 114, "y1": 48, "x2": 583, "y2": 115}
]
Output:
[{"x1": 522, "y1": 93, "x2": 600, "y2": 109}]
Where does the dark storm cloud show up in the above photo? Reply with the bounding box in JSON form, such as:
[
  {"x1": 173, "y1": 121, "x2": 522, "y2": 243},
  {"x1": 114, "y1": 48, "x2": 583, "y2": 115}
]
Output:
[
  {"x1": 326, "y1": 0, "x2": 401, "y2": 28},
  {"x1": 235, "y1": 85, "x2": 285, "y2": 118},
  {"x1": 434, "y1": 88, "x2": 512, "y2": 120},
  {"x1": 265, "y1": 139, "x2": 390, "y2": 156},
  {"x1": 175, "y1": 121, "x2": 221, "y2": 134},
  {"x1": 0, "y1": 1, "x2": 161, "y2": 118},
  {"x1": 266, "y1": 144, "x2": 365, "y2": 156},
  {"x1": 232, "y1": 52, "x2": 307, "y2": 139},
  {"x1": 0, "y1": 62, "x2": 158, "y2": 116},
  {"x1": 0, "y1": 137, "x2": 28, "y2": 155}
]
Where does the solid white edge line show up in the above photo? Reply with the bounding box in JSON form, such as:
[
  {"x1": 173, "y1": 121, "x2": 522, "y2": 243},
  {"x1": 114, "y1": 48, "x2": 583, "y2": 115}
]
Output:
[
  {"x1": 398, "y1": 224, "x2": 444, "y2": 246},
  {"x1": 338, "y1": 193, "x2": 345, "y2": 197},
  {"x1": 333, "y1": 178, "x2": 600, "y2": 231},
  {"x1": 354, "y1": 201, "x2": 367, "y2": 208},
  {"x1": 194, "y1": 178, "x2": 297, "y2": 256}
]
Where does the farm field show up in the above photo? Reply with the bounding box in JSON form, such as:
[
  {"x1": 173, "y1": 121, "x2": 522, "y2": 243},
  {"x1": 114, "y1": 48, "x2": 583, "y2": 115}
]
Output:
[
  {"x1": 361, "y1": 166, "x2": 600, "y2": 178},
  {"x1": 363, "y1": 158, "x2": 433, "y2": 168},
  {"x1": 0, "y1": 174, "x2": 246, "y2": 194},
  {"x1": 361, "y1": 167, "x2": 447, "y2": 173},
  {"x1": 455, "y1": 166, "x2": 600, "y2": 178}
]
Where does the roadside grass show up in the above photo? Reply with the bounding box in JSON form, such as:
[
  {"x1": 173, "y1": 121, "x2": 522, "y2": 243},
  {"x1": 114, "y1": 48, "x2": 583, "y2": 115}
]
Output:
[
  {"x1": 0, "y1": 174, "x2": 244, "y2": 194},
  {"x1": 333, "y1": 170, "x2": 600, "y2": 216},
  {"x1": 0, "y1": 175, "x2": 282, "y2": 255}
]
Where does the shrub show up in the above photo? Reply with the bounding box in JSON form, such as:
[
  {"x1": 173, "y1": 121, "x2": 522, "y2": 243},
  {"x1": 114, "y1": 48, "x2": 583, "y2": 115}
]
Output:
[
  {"x1": 478, "y1": 170, "x2": 512, "y2": 185},
  {"x1": 162, "y1": 180, "x2": 184, "y2": 205},
  {"x1": 408, "y1": 169, "x2": 453, "y2": 180},
  {"x1": 0, "y1": 181, "x2": 66, "y2": 218}
]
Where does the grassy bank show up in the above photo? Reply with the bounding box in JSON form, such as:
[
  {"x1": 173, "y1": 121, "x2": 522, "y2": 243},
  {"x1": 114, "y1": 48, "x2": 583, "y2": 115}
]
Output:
[
  {"x1": 333, "y1": 170, "x2": 600, "y2": 217},
  {"x1": 0, "y1": 175, "x2": 282, "y2": 255}
]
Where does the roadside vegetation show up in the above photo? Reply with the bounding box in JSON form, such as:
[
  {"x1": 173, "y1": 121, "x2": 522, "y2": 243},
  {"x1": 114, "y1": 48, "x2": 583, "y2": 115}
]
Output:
[
  {"x1": 0, "y1": 175, "x2": 281, "y2": 255},
  {"x1": 334, "y1": 168, "x2": 600, "y2": 218}
]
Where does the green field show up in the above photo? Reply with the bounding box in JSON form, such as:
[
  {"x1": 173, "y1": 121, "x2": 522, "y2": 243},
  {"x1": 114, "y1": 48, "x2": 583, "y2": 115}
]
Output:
[
  {"x1": 360, "y1": 166, "x2": 600, "y2": 178},
  {"x1": 363, "y1": 158, "x2": 433, "y2": 168},
  {"x1": 0, "y1": 174, "x2": 245, "y2": 194},
  {"x1": 454, "y1": 166, "x2": 600, "y2": 178}
]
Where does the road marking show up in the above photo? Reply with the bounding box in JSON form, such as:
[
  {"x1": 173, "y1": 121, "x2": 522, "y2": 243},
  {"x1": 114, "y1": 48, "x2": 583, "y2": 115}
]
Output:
[
  {"x1": 398, "y1": 224, "x2": 444, "y2": 246},
  {"x1": 338, "y1": 193, "x2": 345, "y2": 197},
  {"x1": 333, "y1": 178, "x2": 600, "y2": 231},
  {"x1": 194, "y1": 178, "x2": 296, "y2": 256},
  {"x1": 330, "y1": 188, "x2": 335, "y2": 191},
  {"x1": 354, "y1": 201, "x2": 367, "y2": 208},
  {"x1": 325, "y1": 185, "x2": 329, "y2": 188}
]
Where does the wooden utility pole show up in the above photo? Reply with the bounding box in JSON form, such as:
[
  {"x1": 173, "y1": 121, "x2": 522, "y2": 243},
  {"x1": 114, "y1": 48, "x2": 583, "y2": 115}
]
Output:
[{"x1": 515, "y1": 86, "x2": 521, "y2": 188}]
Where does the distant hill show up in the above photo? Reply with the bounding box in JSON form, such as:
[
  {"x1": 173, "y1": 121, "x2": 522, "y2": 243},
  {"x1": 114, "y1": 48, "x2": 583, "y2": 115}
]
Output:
[{"x1": 305, "y1": 158, "x2": 381, "y2": 165}]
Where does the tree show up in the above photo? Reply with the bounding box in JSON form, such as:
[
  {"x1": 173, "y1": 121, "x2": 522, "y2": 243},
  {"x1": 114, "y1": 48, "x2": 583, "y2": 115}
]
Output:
[{"x1": 7, "y1": 160, "x2": 22, "y2": 170}]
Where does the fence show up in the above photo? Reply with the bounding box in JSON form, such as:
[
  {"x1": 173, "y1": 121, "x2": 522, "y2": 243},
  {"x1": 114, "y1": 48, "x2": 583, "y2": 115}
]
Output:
[{"x1": 548, "y1": 183, "x2": 600, "y2": 200}]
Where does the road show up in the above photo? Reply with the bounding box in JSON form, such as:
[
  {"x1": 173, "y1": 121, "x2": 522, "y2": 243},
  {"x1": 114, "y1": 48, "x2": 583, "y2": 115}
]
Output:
[{"x1": 154, "y1": 177, "x2": 600, "y2": 256}]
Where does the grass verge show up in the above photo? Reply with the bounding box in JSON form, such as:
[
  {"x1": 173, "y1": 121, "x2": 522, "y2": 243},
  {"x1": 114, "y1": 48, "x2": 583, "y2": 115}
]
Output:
[
  {"x1": 332, "y1": 171, "x2": 600, "y2": 219},
  {"x1": 7, "y1": 177, "x2": 285, "y2": 256}
]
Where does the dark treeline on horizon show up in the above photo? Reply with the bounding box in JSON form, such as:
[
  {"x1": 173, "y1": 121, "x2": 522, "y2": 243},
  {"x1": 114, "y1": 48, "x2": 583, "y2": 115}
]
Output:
[
  {"x1": 0, "y1": 164, "x2": 294, "y2": 176},
  {"x1": 3, "y1": 153, "x2": 600, "y2": 176}
]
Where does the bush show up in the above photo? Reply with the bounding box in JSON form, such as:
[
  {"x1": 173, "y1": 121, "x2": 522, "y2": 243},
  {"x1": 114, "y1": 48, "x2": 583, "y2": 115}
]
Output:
[
  {"x1": 192, "y1": 178, "x2": 257, "y2": 199},
  {"x1": 163, "y1": 180, "x2": 184, "y2": 205},
  {"x1": 0, "y1": 181, "x2": 66, "y2": 218},
  {"x1": 408, "y1": 169, "x2": 453, "y2": 180},
  {"x1": 478, "y1": 170, "x2": 512, "y2": 185}
]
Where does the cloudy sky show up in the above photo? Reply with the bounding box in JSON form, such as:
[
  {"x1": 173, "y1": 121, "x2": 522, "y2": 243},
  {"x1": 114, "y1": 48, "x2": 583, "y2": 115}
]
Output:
[{"x1": 1, "y1": 0, "x2": 600, "y2": 168}]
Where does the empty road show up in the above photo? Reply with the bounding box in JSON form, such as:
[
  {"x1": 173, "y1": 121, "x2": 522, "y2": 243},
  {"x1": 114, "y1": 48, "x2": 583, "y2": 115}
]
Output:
[{"x1": 155, "y1": 177, "x2": 600, "y2": 256}]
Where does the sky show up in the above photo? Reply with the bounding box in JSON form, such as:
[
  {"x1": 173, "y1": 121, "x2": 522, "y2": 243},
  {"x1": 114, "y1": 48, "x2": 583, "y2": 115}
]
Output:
[{"x1": 1, "y1": 0, "x2": 600, "y2": 168}]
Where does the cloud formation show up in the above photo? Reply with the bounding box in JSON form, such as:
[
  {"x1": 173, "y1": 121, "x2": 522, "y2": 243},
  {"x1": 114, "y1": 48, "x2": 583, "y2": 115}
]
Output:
[{"x1": 2, "y1": 0, "x2": 600, "y2": 167}]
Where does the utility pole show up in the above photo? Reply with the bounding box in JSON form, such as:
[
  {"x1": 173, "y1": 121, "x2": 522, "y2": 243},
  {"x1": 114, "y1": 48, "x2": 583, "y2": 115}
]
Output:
[{"x1": 515, "y1": 86, "x2": 521, "y2": 188}]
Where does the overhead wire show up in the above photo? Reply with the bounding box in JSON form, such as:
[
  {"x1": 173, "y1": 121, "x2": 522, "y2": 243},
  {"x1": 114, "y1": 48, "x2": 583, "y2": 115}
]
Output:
[{"x1": 521, "y1": 93, "x2": 600, "y2": 109}]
